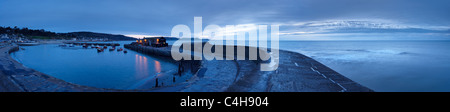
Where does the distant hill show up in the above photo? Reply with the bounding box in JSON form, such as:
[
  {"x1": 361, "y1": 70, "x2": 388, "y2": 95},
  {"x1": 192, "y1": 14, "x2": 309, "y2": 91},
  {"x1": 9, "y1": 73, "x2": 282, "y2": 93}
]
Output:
[
  {"x1": 64, "y1": 31, "x2": 136, "y2": 40},
  {"x1": 0, "y1": 26, "x2": 136, "y2": 40},
  {"x1": 144, "y1": 37, "x2": 179, "y2": 40}
]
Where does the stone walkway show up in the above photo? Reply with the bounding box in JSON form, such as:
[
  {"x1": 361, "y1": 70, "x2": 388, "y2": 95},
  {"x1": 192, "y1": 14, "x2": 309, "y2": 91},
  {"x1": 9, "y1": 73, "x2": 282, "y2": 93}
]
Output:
[
  {"x1": 183, "y1": 50, "x2": 373, "y2": 92},
  {"x1": 1, "y1": 43, "x2": 373, "y2": 92}
]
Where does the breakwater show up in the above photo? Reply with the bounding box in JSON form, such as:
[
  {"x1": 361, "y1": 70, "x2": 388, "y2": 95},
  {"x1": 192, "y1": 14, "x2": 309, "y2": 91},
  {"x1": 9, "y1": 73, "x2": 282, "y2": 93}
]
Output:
[
  {"x1": 0, "y1": 42, "x2": 373, "y2": 92},
  {"x1": 125, "y1": 42, "x2": 373, "y2": 92}
]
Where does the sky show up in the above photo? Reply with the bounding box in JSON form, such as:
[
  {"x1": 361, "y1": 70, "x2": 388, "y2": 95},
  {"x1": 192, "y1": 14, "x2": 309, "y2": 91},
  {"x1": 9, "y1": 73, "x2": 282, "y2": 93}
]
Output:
[{"x1": 0, "y1": 0, "x2": 449, "y2": 40}]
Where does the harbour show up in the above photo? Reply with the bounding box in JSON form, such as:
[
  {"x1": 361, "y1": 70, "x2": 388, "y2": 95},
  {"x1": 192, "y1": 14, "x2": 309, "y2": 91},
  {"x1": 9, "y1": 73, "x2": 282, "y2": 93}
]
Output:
[
  {"x1": 5, "y1": 37, "x2": 450, "y2": 92},
  {"x1": 1, "y1": 39, "x2": 374, "y2": 92},
  {"x1": 8, "y1": 41, "x2": 182, "y2": 90}
]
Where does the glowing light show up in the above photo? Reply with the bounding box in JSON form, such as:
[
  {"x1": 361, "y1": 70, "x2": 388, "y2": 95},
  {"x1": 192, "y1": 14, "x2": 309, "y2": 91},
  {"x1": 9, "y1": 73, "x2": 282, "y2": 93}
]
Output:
[{"x1": 154, "y1": 60, "x2": 161, "y2": 74}]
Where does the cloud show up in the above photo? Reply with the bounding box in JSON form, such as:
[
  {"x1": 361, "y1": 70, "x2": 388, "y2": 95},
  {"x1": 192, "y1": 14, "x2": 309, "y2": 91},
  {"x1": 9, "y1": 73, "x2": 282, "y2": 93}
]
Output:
[
  {"x1": 125, "y1": 34, "x2": 165, "y2": 39},
  {"x1": 0, "y1": 0, "x2": 449, "y2": 40},
  {"x1": 279, "y1": 19, "x2": 450, "y2": 35}
]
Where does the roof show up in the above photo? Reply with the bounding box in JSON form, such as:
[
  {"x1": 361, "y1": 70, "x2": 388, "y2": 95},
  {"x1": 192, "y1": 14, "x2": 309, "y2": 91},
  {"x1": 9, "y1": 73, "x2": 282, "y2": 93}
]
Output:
[{"x1": 143, "y1": 37, "x2": 165, "y2": 39}]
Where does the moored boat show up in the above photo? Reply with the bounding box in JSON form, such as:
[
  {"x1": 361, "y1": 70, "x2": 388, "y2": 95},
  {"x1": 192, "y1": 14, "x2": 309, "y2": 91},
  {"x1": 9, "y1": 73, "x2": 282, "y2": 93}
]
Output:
[{"x1": 97, "y1": 48, "x2": 104, "y2": 52}]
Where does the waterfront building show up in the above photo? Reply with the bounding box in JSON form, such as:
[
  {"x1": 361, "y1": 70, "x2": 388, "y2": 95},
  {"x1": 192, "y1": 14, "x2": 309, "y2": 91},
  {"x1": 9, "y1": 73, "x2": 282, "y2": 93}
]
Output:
[{"x1": 135, "y1": 37, "x2": 168, "y2": 47}]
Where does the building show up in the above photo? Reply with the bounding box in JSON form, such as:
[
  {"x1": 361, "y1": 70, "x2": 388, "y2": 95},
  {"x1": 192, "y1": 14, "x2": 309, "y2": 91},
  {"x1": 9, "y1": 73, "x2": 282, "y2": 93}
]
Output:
[{"x1": 135, "y1": 37, "x2": 168, "y2": 47}]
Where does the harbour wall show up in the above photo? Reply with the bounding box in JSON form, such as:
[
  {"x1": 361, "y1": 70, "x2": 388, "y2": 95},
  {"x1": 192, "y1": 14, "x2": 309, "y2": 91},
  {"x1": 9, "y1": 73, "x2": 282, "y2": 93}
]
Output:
[
  {"x1": 0, "y1": 42, "x2": 374, "y2": 92},
  {"x1": 125, "y1": 42, "x2": 374, "y2": 92}
]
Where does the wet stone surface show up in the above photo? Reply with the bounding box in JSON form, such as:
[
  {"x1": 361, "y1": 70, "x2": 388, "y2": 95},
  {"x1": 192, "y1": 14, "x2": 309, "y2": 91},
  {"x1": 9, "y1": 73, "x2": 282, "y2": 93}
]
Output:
[{"x1": 1, "y1": 44, "x2": 373, "y2": 92}]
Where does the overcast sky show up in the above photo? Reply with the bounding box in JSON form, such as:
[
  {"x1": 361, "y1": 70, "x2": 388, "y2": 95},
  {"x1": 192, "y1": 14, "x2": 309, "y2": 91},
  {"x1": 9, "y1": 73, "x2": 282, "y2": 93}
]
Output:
[{"x1": 0, "y1": 0, "x2": 449, "y2": 40}]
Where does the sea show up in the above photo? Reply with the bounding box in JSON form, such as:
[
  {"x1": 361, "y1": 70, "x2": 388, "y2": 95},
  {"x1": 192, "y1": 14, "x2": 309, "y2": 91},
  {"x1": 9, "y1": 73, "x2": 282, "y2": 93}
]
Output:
[
  {"x1": 11, "y1": 41, "x2": 180, "y2": 90},
  {"x1": 278, "y1": 40, "x2": 450, "y2": 92},
  {"x1": 11, "y1": 40, "x2": 450, "y2": 91}
]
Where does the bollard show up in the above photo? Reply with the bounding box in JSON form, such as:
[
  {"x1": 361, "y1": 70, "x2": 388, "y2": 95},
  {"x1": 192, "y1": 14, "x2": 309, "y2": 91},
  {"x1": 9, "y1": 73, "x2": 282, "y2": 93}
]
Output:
[
  {"x1": 178, "y1": 62, "x2": 183, "y2": 75},
  {"x1": 155, "y1": 78, "x2": 159, "y2": 87}
]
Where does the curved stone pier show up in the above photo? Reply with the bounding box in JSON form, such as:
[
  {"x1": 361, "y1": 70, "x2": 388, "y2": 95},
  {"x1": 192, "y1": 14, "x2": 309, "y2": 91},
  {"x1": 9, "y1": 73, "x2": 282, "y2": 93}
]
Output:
[
  {"x1": 125, "y1": 43, "x2": 373, "y2": 92},
  {"x1": 0, "y1": 43, "x2": 372, "y2": 92}
]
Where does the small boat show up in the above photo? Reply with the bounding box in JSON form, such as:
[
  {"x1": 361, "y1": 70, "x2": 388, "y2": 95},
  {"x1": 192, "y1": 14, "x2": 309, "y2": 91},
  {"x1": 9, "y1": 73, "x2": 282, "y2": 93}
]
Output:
[
  {"x1": 103, "y1": 46, "x2": 107, "y2": 49},
  {"x1": 90, "y1": 45, "x2": 96, "y2": 48},
  {"x1": 97, "y1": 48, "x2": 104, "y2": 52},
  {"x1": 109, "y1": 48, "x2": 115, "y2": 51},
  {"x1": 117, "y1": 48, "x2": 123, "y2": 51},
  {"x1": 69, "y1": 44, "x2": 75, "y2": 47},
  {"x1": 123, "y1": 50, "x2": 128, "y2": 53},
  {"x1": 58, "y1": 44, "x2": 67, "y2": 47}
]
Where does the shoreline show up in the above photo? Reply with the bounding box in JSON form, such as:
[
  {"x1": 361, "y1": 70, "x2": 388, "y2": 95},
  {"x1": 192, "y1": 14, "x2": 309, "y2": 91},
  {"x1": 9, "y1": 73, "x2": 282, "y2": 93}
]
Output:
[
  {"x1": 125, "y1": 43, "x2": 373, "y2": 92},
  {"x1": 0, "y1": 44, "x2": 113, "y2": 92},
  {"x1": 0, "y1": 42, "x2": 373, "y2": 92}
]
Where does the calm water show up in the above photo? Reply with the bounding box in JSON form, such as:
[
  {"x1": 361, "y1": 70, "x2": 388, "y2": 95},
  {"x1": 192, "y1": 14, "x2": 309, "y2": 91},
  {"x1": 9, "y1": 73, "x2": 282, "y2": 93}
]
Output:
[
  {"x1": 278, "y1": 40, "x2": 450, "y2": 92},
  {"x1": 11, "y1": 41, "x2": 179, "y2": 90},
  {"x1": 11, "y1": 40, "x2": 450, "y2": 91},
  {"x1": 211, "y1": 40, "x2": 450, "y2": 91}
]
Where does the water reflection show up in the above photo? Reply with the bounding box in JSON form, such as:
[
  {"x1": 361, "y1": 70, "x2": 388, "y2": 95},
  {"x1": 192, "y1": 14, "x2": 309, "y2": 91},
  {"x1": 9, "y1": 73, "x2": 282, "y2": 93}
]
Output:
[
  {"x1": 135, "y1": 54, "x2": 148, "y2": 79},
  {"x1": 154, "y1": 60, "x2": 161, "y2": 74},
  {"x1": 11, "y1": 41, "x2": 179, "y2": 90}
]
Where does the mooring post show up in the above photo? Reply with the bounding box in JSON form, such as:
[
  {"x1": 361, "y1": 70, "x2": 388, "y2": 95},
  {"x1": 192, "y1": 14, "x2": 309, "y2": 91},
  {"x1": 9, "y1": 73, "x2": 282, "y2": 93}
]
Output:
[
  {"x1": 178, "y1": 62, "x2": 183, "y2": 75},
  {"x1": 155, "y1": 78, "x2": 159, "y2": 87}
]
